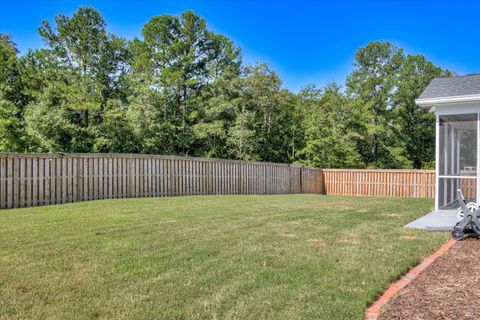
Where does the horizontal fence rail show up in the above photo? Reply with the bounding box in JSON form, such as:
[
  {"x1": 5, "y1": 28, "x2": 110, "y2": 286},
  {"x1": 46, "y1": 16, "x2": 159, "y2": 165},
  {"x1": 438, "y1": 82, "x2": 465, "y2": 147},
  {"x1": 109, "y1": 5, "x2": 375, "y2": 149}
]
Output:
[
  {"x1": 323, "y1": 169, "x2": 435, "y2": 198},
  {"x1": 0, "y1": 153, "x2": 436, "y2": 209},
  {"x1": 0, "y1": 153, "x2": 323, "y2": 209}
]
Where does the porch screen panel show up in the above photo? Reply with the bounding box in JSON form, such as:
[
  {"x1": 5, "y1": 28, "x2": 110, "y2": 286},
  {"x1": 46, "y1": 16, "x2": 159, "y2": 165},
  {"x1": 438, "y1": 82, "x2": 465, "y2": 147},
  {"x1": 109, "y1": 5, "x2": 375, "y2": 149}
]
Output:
[
  {"x1": 438, "y1": 177, "x2": 477, "y2": 209},
  {"x1": 439, "y1": 113, "x2": 477, "y2": 176},
  {"x1": 438, "y1": 113, "x2": 477, "y2": 209}
]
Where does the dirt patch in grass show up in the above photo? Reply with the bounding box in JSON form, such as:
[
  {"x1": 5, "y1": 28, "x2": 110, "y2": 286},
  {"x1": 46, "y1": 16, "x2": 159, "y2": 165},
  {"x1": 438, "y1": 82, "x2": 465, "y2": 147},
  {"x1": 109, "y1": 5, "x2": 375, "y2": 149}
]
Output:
[
  {"x1": 399, "y1": 235, "x2": 418, "y2": 240},
  {"x1": 306, "y1": 238, "x2": 324, "y2": 246},
  {"x1": 281, "y1": 232, "x2": 297, "y2": 238},
  {"x1": 379, "y1": 239, "x2": 480, "y2": 320}
]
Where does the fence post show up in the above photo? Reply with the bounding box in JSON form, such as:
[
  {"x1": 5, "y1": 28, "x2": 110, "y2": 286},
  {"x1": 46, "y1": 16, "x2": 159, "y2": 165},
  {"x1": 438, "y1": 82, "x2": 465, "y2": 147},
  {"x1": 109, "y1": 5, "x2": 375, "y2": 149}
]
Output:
[
  {"x1": 128, "y1": 159, "x2": 133, "y2": 198},
  {"x1": 288, "y1": 165, "x2": 292, "y2": 194},
  {"x1": 264, "y1": 165, "x2": 267, "y2": 195},
  {"x1": 207, "y1": 161, "x2": 212, "y2": 194},
  {"x1": 238, "y1": 163, "x2": 243, "y2": 194},
  {"x1": 7, "y1": 156, "x2": 13, "y2": 208},
  {"x1": 75, "y1": 155, "x2": 80, "y2": 202},
  {"x1": 300, "y1": 166, "x2": 304, "y2": 194},
  {"x1": 413, "y1": 175, "x2": 417, "y2": 198}
]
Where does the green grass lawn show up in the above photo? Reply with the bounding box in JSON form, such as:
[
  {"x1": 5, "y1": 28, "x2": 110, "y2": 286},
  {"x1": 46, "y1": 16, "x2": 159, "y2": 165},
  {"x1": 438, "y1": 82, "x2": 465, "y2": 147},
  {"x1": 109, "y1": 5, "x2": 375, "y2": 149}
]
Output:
[{"x1": 0, "y1": 195, "x2": 448, "y2": 320}]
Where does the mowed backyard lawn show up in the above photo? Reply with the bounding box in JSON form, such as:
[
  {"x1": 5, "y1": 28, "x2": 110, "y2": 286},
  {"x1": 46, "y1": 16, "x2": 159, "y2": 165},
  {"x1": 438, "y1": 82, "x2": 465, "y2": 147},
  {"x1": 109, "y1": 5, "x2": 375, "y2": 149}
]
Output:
[{"x1": 0, "y1": 195, "x2": 448, "y2": 319}]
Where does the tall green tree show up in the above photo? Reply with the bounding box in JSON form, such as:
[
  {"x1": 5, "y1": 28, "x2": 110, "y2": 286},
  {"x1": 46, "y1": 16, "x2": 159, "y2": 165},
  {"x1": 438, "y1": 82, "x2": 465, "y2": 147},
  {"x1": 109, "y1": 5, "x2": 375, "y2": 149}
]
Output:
[
  {"x1": 394, "y1": 54, "x2": 451, "y2": 168},
  {"x1": 227, "y1": 109, "x2": 258, "y2": 160},
  {"x1": 297, "y1": 83, "x2": 362, "y2": 168},
  {"x1": 126, "y1": 80, "x2": 174, "y2": 154},
  {"x1": 38, "y1": 7, "x2": 129, "y2": 110},
  {"x1": 346, "y1": 41, "x2": 405, "y2": 168},
  {"x1": 0, "y1": 34, "x2": 27, "y2": 151},
  {"x1": 130, "y1": 10, "x2": 241, "y2": 155},
  {"x1": 24, "y1": 6, "x2": 130, "y2": 152},
  {"x1": 94, "y1": 99, "x2": 139, "y2": 153},
  {"x1": 192, "y1": 73, "x2": 242, "y2": 158},
  {"x1": 231, "y1": 64, "x2": 296, "y2": 162}
]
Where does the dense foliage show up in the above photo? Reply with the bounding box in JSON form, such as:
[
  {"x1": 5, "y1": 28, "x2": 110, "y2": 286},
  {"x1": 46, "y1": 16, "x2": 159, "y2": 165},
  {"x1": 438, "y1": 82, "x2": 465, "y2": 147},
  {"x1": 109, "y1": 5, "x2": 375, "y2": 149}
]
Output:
[{"x1": 0, "y1": 7, "x2": 451, "y2": 168}]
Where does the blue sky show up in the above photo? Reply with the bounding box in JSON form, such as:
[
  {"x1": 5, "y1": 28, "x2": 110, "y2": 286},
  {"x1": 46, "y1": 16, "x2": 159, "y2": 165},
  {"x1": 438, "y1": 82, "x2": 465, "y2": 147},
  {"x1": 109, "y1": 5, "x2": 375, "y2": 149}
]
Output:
[{"x1": 1, "y1": 0, "x2": 479, "y2": 92}]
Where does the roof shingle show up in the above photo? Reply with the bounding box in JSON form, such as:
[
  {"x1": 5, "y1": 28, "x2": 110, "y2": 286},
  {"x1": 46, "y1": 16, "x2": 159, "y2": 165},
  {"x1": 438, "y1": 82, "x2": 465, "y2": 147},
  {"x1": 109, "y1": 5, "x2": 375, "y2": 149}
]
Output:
[{"x1": 418, "y1": 73, "x2": 480, "y2": 100}]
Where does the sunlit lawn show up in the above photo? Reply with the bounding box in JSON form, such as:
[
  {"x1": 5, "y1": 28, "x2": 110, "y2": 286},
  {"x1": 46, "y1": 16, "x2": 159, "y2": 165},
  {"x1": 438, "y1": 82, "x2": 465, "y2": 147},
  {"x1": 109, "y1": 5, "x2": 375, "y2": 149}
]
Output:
[{"x1": 0, "y1": 195, "x2": 448, "y2": 319}]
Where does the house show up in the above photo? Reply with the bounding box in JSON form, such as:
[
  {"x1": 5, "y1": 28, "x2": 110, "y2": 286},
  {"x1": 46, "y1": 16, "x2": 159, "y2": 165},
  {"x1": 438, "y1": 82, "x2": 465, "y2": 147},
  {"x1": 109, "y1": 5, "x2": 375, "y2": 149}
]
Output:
[{"x1": 407, "y1": 73, "x2": 480, "y2": 230}]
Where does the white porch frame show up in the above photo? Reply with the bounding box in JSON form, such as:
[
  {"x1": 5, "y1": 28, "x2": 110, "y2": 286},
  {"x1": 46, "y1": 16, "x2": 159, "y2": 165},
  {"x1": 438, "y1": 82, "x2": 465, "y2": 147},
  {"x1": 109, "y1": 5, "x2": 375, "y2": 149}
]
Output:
[{"x1": 434, "y1": 104, "x2": 480, "y2": 210}]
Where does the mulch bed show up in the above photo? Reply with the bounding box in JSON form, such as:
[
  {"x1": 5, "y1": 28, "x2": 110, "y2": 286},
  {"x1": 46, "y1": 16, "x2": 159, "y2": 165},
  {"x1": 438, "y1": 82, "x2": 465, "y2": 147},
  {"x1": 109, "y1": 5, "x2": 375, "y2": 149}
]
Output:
[{"x1": 379, "y1": 239, "x2": 480, "y2": 320}]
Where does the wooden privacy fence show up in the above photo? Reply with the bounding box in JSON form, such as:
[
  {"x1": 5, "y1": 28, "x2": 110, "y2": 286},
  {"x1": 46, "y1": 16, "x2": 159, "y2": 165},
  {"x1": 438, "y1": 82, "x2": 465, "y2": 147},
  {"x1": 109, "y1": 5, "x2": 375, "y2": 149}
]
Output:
[
  {"x1": 0, "y1": 153, "x2": 436, "y2": 209},
  {"x1": 0, "y1": 153, "x2": 323, "y2": 209},
  {"x1": 323, "y1": 169, "x2": 435, "y2": 198}
]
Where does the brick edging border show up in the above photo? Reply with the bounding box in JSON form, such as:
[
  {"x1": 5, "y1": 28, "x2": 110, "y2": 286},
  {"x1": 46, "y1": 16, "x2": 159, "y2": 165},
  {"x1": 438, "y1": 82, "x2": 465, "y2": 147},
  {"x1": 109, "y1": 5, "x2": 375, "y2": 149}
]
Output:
[{"x1": 365, "y1": 239, "x2": 457, "y2": 320}]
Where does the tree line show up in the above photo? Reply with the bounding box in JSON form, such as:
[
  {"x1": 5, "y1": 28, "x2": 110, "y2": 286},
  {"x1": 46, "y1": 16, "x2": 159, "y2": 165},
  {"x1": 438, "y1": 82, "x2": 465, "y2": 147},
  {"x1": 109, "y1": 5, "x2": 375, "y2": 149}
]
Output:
[{"x1": 0, "y1": 7, "x2": 451, "y2": 169}]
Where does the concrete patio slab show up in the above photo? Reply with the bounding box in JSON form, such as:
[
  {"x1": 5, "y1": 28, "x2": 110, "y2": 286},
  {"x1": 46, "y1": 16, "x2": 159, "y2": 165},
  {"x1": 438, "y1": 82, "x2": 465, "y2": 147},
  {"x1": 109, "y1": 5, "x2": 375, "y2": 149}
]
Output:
[{"x1": 404, "y1": 210, "x2": 458, "y2": 231}]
